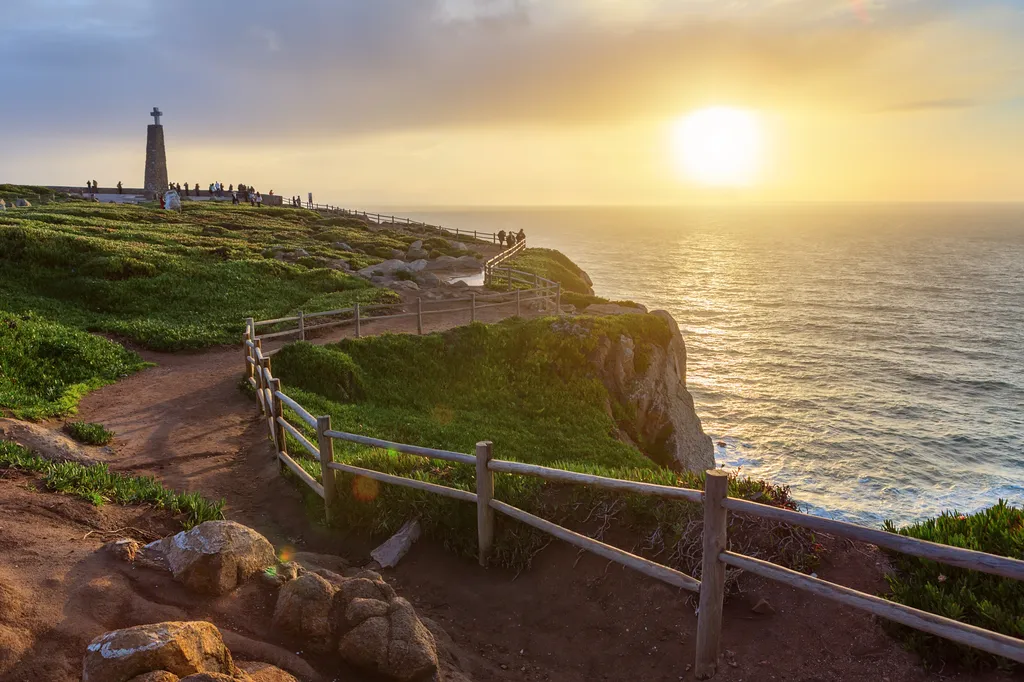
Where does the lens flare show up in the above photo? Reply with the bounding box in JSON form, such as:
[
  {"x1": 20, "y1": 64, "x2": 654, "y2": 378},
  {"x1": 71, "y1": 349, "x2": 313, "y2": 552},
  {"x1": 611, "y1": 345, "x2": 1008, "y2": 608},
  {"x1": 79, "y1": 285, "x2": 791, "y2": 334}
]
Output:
[{"x1": 352, "y1": 476, "x2": 380, "y2": 502}]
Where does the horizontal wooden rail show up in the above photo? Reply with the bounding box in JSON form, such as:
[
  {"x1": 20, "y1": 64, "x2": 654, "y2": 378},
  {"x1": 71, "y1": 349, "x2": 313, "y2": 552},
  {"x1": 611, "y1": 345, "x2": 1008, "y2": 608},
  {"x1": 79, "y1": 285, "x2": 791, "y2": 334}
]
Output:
[
  {"x1": 490, "y1": 499, "x2": 701, "y2": 592},
  {"x1": 326, "y1": 461, "x2": 477, "y2": 503},
  {"x1": 324, "y1": 429, "x2": 476, "y2": 465},
  {"x1": 723, "y1": 498, "x2": 1024, "y2": 582},
  {"x1": 278, "y1": 450, "x2": 325, "y2": 498},
  {"x1": 276, "y1": 417, "x2": 320, "y2": 459},
  {"x1": 255, "y1": 315, "x2": 300, "y2": 327},
  {"x1": 258, "y1": 329, "x2": 302, "y2": 341},
  {"x1": 488, "y1": 460, "x2": 704, "y2": 504},
  {"x1": 721, "y1": 552, "x2": 1024, "y2": 664},
  {"x1": 275, "y1": 391, "x2": 318, "y2": 428}
]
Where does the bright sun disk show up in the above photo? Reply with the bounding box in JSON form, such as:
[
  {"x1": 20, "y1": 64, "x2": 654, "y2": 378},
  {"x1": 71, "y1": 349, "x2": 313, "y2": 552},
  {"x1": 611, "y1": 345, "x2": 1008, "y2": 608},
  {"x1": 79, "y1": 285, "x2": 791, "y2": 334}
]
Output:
[{"x1": 672, "y1": 107, "x2": 763, "y2": 187}]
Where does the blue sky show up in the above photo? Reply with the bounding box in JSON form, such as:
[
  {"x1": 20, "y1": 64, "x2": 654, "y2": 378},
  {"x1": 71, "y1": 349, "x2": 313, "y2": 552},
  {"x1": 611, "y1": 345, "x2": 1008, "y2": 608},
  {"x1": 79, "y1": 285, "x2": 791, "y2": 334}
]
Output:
[{"x1": 2, "y1": 0, "x2": 1023, "y2": 203}]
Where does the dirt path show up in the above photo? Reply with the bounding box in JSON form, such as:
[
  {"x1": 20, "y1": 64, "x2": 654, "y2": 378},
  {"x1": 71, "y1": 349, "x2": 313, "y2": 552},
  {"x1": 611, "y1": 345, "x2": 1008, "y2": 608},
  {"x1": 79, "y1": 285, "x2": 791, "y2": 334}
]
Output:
[{"x1": 69, "y1": 306, "x2": 1006, "y2": 682}]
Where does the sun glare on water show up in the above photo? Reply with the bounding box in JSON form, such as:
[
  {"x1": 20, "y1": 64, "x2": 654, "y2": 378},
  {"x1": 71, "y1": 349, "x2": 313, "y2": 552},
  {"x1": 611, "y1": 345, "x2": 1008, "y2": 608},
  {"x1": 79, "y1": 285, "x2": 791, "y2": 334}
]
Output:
[{"x1": 672, "y1": 107, "x2": 763, "y2": 187}]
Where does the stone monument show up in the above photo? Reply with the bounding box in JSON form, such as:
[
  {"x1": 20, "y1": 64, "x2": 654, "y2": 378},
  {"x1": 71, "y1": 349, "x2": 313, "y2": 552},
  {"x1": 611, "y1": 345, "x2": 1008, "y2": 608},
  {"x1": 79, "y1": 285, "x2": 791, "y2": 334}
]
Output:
[{"x1": 144, "y1": 107, "x2": 168, "y2": 192}]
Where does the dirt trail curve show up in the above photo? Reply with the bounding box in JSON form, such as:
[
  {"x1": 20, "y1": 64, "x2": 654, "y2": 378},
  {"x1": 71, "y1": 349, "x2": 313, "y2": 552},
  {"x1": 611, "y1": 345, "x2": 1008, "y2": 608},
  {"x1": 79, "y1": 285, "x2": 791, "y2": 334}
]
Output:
[{"x1": 71, "y1": 303, "x2": 996, "y2": 682}]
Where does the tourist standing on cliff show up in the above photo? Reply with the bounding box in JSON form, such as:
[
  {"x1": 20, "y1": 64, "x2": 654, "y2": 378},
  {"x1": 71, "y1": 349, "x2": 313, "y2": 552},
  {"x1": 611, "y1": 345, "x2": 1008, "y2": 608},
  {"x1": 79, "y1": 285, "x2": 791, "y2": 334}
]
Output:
[
  {"x1": 497, "y1": 230, "x2": 506, "y2": 247},
  {"x1": 517, "y1": 228, "x2": 525, "y2": 244},
  {"x1": 117, "y1": 181, "x2": 123, "y2": 194}
]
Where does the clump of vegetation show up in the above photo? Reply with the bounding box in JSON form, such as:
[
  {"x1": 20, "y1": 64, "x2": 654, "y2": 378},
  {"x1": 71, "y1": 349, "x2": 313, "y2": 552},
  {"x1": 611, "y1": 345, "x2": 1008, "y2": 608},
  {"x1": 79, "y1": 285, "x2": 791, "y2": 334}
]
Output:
[
  {"x1": 0, "y1": 441, "x2": 225, "y2": 529},
  {"x1": 884, "y1": 502, "x2": 1024, "y2": 670},
  {"x1": 504, "y1": 247, "x2": 594, "y2": 295},
  {"x1": 269, "y1": 316, "x2": 815, "y2": 573},
  {"x1": 64, "y1": 421, "x2": 114, "y2": 446},
  {"x1": 0, "y1": 312, "x2": 147, "y2": 419}
]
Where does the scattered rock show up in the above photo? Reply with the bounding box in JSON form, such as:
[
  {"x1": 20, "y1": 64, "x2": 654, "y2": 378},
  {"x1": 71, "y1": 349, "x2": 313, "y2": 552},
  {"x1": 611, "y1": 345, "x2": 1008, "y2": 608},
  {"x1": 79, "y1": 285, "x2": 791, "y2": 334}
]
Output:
[
  {"x1": 370, "y1": 519, "x2": 422, "y2": 569},
  {"x1": 448, "y1": 241, "x2": 467, "y2": 252},
  {"x1": 454, "y1": 255, "x2": 483, "y2": 271},
  {"x1": 450, "y1": 280, "x2": 469, "y2": 288},
  {"x1": 407, "y1": 247, "x2": 430, "y2": 260},
  {"x1": 0, "y1": 418, "x2": 103, "y2": 466},
  {"x1": 332, "y1": 242, "x2": 354, "y2": 251},
  {"x1": 178, "y1": 674, "x2": 240, "y2": 681},
  {"x1": 150, "y1": 521, "x2": 276, "y2": 596},
  {"x1": 82, "y1": 621, "x2": 240, "y2": 682},
  {"x1": 357, "y1": 259, "x2": 407, "y2": 277},
  {"x1": 385, "y1": 598, "x2": 439, "y2": 682},
  {"x1": 404, "y1": 259, "x2": 429, "y2": 273},
  {"x1": 336, "y1": 573, "x2": 395, "y2": 603},
  {"x1": 325, "y1": 259, "x2": 350, "y2": 271},
  {"x1": 272, "y1": 574, "x2": 336, "y2": 654},
  {"x1": 415, "y1": 272, "x2": 442, "y2": 288},
  {"x1": 391, "y1": 249, "x2": 406, "y2": 260},
  {"x1": 422, "y1": 255, "x2": 458, "y2": 272},
  {"x1": 389, "y1": 280, "x2": 420, "y2": 292},
  {"x1": 750, "y1": 597, "x2": 776, "y2": 615},
  {"x1": 105, "y1": 538, "x2": 141, "y2": 563},
  {"x1": 292, "y1": 249, "x2": 310, "y2": 259},
  {"x1": 15, "y1": 198, "x2": 31, "y2": 207},
  {"x1": 409, "y1": 240, "x2": 423, "y2": 250},
  {"x1": 337, "y1": 616, "x2": 390, "y2": 674}
]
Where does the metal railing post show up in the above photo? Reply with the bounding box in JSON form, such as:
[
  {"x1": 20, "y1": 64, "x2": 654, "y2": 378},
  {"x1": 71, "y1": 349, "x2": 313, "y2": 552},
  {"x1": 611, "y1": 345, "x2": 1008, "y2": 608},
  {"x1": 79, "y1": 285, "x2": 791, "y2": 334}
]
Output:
[
  {"x1": 318, "y1": 415, "x2": 340, "y2": 525},
  {"x1": 476, "y1": 441, "x2": 495, "y2": 566},
  {"x1": 695, "y1": 470, "x2": 730, "y2": 679}
]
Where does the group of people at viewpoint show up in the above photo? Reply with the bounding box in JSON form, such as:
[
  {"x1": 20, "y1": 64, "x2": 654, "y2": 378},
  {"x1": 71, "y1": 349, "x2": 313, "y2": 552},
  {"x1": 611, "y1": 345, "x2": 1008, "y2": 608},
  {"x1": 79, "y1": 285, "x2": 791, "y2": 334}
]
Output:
[
  {"x1": 160, "y1": 181, "x2": 270, "y2": 206},
  {"x1": 497, "y1": 228, "x2": 526, "y2": 248}
]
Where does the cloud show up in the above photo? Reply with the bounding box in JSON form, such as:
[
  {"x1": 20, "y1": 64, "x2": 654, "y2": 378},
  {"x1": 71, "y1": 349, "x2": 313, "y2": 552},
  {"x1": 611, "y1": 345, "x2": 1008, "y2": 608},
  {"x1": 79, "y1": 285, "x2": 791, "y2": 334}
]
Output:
[{"x1": 0, "y1": 0, "x2": 1022, "y2": 140}]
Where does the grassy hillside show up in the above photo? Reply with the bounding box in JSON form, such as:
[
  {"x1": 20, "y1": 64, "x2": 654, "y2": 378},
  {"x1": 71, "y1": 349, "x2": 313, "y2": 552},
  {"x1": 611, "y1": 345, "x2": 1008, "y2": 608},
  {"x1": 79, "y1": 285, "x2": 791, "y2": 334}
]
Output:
[
  {"x1": 0, "y1": 193, "x2": 450, "y2": 417},
  {"x1": 501, "y1": 247, "x2": 641, "y2": 309},
  {"x1": 269, "y1": 316, "x2": 809, "y2": 571}
]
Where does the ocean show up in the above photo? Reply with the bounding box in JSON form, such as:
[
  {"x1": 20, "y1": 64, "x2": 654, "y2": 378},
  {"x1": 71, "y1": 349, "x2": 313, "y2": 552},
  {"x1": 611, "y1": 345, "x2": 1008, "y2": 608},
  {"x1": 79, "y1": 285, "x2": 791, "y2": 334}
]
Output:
[{"x1": 398, "y1": 205, "x2": 1024, "y2": 528}]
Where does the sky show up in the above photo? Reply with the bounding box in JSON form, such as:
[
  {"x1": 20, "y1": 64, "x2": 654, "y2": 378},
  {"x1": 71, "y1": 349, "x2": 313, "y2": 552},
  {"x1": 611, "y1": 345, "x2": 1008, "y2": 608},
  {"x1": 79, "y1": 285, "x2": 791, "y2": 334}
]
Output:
[{"x1": 1, "y1": 0, "x2": 1023, "y2": 205}]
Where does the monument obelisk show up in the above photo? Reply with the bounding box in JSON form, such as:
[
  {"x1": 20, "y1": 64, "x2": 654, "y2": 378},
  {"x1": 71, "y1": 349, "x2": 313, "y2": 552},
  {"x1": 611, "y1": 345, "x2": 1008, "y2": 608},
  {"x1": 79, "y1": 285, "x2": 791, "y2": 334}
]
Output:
[{"x1": 144, "y1": 107, "x2": 168, "y2": 193}]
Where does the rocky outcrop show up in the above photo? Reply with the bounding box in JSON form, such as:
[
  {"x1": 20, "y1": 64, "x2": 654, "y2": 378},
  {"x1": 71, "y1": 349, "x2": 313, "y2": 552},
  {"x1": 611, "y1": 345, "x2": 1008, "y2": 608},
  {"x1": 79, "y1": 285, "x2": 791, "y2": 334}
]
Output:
[
  {"x1": 272, "y1": 567, "x2": 438, "y2": 682},
  {"x1": 584, "y1": 310, "x2": 713, "y2": 472},
  {"x1": 82, "y1": 621, "x2": 243, "y2": 682},
  {"x1": 141, "y1": 521, "x2": 276, "y2": 596}
]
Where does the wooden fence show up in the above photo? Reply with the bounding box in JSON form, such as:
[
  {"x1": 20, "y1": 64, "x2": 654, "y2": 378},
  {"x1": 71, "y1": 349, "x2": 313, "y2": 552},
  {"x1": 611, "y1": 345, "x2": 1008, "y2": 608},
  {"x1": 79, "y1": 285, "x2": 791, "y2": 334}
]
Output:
[{"x1": 243, "y1": 314, "x2": 1024, "y2": 679}]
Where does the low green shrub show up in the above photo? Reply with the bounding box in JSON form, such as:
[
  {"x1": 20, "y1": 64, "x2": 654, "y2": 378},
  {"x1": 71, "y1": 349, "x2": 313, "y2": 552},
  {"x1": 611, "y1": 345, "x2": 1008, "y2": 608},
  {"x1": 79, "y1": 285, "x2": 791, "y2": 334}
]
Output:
[
  {"x1": 506, "y1": 247, "x2": 593, "y2": 295},
  {"x1": 883, "y1": 502, "x2": 1024, "y2": 670},
  {"x1": 0, "y1": 312, "x2": 147, "y2": 419},
  {"x1": 0, "y1": 441, "x2": 224, "y2": 529},
  {"x1": 64, "y1": 421, "x2": 114, "y2": 445}
]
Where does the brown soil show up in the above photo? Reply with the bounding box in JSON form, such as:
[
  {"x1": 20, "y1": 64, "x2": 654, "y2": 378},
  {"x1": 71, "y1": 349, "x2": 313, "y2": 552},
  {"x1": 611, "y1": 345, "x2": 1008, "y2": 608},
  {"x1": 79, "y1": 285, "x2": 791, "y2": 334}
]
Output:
[{"x1": 4, "y1": 305, "x2": 1014, "y2": 682}]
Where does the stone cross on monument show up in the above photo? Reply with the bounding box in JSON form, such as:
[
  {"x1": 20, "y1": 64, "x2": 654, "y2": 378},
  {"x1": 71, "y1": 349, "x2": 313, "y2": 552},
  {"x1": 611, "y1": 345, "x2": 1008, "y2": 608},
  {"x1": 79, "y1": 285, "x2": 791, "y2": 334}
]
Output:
[{"x1": 144, "y1": 106, "x2": 169, "y2": 192}]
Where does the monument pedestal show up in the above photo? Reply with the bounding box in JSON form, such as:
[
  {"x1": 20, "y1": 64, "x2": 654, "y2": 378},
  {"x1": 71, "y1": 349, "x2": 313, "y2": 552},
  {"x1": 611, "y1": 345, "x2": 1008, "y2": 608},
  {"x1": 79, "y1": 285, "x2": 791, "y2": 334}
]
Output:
[{"x1": 144, "y1": 107, "x2": 168, "y2": 193}]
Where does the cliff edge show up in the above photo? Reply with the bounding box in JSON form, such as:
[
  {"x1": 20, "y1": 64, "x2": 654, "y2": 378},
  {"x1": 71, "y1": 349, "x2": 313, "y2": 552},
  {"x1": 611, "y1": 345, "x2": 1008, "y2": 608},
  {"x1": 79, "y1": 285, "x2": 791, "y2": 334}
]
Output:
[{"x1": 586, "y1": 310, "x2": 714, "y2": 472}]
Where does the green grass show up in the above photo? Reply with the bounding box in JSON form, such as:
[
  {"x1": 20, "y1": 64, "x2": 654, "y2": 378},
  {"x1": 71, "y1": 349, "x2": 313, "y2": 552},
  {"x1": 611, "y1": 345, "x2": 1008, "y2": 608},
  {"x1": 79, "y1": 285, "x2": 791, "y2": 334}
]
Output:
[
  {"x1": 0, "y1": 196, "x2": 422, "y2": 350},
  {"x1": 0, "y1": 311, "x2": 147, "y2": 419},
  {"x1": 64, "y1": 421, "x2": 114, "y2": 446},
  {"x1": 504, "y1": 247, "x2": 594, "y2": 295},
  {"x1": 883, "y1": 502, "x2": 1024, "y2": 670},
  {"x1": 268, "y1": 315, "x2": 815, "y2": 572},
  {"x1": 0, "y1": 441, "x2": 224, "y2": 529}
]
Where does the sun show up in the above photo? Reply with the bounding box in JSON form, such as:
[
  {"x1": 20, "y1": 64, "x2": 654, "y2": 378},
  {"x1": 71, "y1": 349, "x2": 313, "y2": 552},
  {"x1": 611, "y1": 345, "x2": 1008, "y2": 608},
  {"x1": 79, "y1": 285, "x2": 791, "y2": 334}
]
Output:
[{"x1": 672, "y1": 107, "x2": 763, "y2": 187}]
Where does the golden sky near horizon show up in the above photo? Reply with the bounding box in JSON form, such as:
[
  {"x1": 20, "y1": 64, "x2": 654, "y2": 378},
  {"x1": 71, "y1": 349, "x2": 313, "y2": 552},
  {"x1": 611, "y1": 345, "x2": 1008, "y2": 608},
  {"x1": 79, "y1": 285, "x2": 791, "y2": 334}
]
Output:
[{"x1": 2, "y1": 0, "x2": 1024, "y2": 204}]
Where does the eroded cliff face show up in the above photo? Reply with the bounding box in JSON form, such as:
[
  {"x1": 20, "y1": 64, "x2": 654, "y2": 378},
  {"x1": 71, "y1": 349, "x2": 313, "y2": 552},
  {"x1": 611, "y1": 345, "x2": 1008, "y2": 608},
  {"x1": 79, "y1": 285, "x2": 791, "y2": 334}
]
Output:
[{"x1": 587, "y1": 310, "x2": 714, "y2": 473}]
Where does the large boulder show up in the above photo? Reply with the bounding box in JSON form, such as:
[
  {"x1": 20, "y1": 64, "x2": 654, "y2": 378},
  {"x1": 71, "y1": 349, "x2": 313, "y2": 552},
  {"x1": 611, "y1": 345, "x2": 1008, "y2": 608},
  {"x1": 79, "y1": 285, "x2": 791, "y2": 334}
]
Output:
[
  {"x1": 149, "y1": 521, "x2": 276, "y2": 596},
  {"x1": 422, "y1": 256, "x2": 458, "y2": 272},
  {"x1": 82, "y1": 621, "x2": 241, "y2": 682},
  {"x1": 336, "y1": 598, "x2": 438, "y2": 682},
  {"x1": 454, "y1": 255, "x2": 483, "y2": 271},
  {"x1": 237, "y1": 662, "x2": 299, "y2": 682},
  {"x1": 128, "y1": 673, "x2": 180, "y2": 682},
  {"x1": 358, "y1": 259, "x2": 407, "y2": 278},
  {"x1": 272, "y1": 574, "x2": 336, "y2": 654},
  {"x1": 15, "y1": 198, "x2": 30, "y2": 207}
]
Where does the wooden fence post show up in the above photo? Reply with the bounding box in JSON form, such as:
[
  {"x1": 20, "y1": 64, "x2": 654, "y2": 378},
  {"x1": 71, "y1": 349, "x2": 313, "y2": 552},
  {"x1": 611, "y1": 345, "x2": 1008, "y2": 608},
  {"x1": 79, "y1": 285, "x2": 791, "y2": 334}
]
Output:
[
  {"x1": 471, "y1": 294, "x2": 477, "y2": 323},
  {"x1": 695, "y1": 470, "x2": 730, "y2": 679},
  {"x1": 417, "y1": 298, "x2": 423, "y2": 335},
  {"x1": 506, "y1": 267, "x2": 512, "y2": 291},
  {"x1": 298, "y1": 310, "x2": 305, "y2": 341},
  {"x1": 259, "y1": 357, "x2": 272, "y2": 417},
  {"x1": 475, "y1": 441, "x2": 495, "y2": 566},
  {"x1": 355, "y1": 303, "x2": 361, "y2": 338},
  {"x1": 318, "y1": 415, "x2": 340, "y2": 525},
  {"x1": 244, "y1": 317, "x2": 254, "y2": 376},
  {"x1": 269, "y1": 378, "x2": 284, "y2": 455}
]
